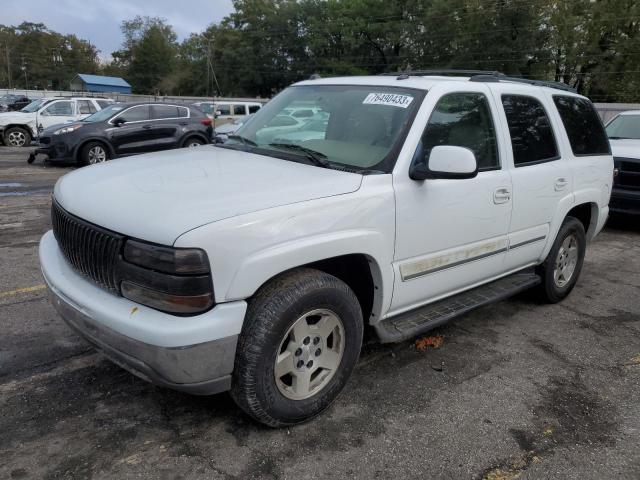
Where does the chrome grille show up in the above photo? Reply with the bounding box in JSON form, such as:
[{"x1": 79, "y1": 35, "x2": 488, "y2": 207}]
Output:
[
  {"x1": 615, "y1": 157, "x2": 640, "y2": 190},
  {"x1": 51, "y1": 200, "x2": 124, "y2": 292}
]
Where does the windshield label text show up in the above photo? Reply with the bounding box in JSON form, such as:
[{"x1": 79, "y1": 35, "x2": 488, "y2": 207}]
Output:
[{"x1": 363, "y1": 93, "x2": 414, "y2": 108}]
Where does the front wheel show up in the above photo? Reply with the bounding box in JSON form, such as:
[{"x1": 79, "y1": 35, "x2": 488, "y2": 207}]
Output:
[
  {"x1": 183, "y1": 137, "x2": 205, "y2": 148},
  {"x1": 537, "y1": 216, "x2": 586, "y2": 303},
  {"x1": 80, "y1": 141, "x2": 109, "y2": 166},
  {"x1": 231, "y1": 268, "x2": 363, "y2": 427},
  {"x1": 4, "y1": 126, "x2": 31, "y2": 147}
]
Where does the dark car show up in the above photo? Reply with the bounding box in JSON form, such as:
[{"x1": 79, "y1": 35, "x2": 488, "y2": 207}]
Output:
[
  {"x1": 0, "y1": 94, "x2": 31, "y2": 112},
  {"x1": 30, "y1": 102, "x2": 213, "y2": 166}
]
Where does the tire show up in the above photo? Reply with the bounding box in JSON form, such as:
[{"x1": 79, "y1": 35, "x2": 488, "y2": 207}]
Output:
[
  {"x1": 80, "y1": 141, "x2": 109, "y2": 166},
  {"x1": 4, "y1": 127, "x2": 31, "y2": 147},
  {"x1": 536, "y1": 216, "x2": 586, "y2": 303},
  {"x1": 182, "y1": 137, "x2": 205, "y2": 148},
  {"x1": 231, "y1": 268, "x2": 363, "y2": 427}
]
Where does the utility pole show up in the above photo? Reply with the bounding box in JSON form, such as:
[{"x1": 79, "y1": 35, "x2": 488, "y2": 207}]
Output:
[
  {"x1": 21, "y1": 55, "x2": 28, "y2": 90},
  {"x1": 4, "y1": 42, "x2": 11, "y2": 89}
]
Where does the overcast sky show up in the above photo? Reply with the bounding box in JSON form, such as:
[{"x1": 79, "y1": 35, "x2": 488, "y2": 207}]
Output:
[{"x1": 3, "y1": 0, "x2": 235, "y2": 59}]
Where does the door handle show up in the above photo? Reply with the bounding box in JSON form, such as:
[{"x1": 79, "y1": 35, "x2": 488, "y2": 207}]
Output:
[
  {"x1": 142, "y1": 124, "x2": 152, "y2": 129},
  {"x1": 555, "y1": 178, "x2": 568, "y2": 191},
  {"x1": 494, "y1": 187, "x2": 511, "y2": 204}
]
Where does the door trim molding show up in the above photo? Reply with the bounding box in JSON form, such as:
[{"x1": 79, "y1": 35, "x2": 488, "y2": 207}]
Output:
[{"x1": 399, "y1": 238, "x2": 508, "y2": 281}]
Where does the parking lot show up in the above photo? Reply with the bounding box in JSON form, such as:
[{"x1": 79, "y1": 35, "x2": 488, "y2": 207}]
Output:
[{"x1": 0, "y1": 146, "x2": 639, "y2": 479}]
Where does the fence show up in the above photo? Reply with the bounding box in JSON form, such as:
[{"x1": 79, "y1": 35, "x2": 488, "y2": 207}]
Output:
[{"x1": 0, "y1": 88, "x2": 268, "y2": 105}]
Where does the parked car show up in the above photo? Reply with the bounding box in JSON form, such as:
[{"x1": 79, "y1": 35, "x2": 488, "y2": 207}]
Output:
[
  {"x1": 0, "y1": 94, "x2": 31, "y2": 112},
  {"x1": 605, "y1": 110, "x2": 640, "y2": 215},
  {"x1": 41, "y1": 72, "x2": 612, "y2": 427},
  {"x1": 30, "y1": 102, "x2": 213, "y2": 166},
  {"x1": 0, "y1": 97, "x2": 114, "y2": 147}
]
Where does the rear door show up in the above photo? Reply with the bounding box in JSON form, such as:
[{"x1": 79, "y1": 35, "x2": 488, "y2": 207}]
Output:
[
  {"x1": 491, "y1": 85, "x2": 573, "y2": 271},
  {"x1": 149, "y1": 104, "x2": 183, "y2": 150},
  {"x1": 109, "y1": 105, "x2": 152, "y2": 155}
]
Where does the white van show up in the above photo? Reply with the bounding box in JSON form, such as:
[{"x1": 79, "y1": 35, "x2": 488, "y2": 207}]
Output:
[{"x1": 193, "y1": 101, "x2": 263, "y2": 124}]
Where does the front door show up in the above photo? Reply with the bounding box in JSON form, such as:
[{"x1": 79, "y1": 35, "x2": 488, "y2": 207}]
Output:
[
  {"x1": 391, "y1": 86, "x2": 512, "y2": 315},
  {"x1": 37, "y1": 100, "x2": 76, "y2": 131},
  {"x1": 109, "y1": 105, "x2": 152, "y2": 155}
]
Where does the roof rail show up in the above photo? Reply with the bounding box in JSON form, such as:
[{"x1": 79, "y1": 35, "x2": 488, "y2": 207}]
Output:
[
  {"x1": 380, "y1": 69, "x2": 502, "y2": 78},
  {"x1": 380, "y1": 69, "x2": 576, "y2": 93}
]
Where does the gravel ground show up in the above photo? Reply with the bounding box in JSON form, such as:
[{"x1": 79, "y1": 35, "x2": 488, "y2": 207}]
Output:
[{"x1": 0, "y1": 146, "x2": 639, "y2": 480}]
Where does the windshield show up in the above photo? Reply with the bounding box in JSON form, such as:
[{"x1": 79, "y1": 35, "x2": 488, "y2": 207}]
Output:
[
  {"x1": 21, "y1": 98, "x2": 50, "y2": 113},
  {"x1": 606, "y1": 114, "x2": 640, "y2": 140},
  {"x1": 227, "y1": 84, "x2": 424, "y2": 172},
  {"x1": 82, "y1": 104, "x2": 125, "y2": 123}
]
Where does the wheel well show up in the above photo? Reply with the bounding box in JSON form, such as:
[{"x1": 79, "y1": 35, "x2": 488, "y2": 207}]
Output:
[
  {"x1": 566, "y1": 203, "x2": 595, "y2": 235},
  {"x1": 4, "y1": 124, "x2": 32, "y2": 136},
  {"x1": 302, "y1": 254, "x2": 376, "y2": 322},
  {"x1": 75, "y1": 139, "x2": 113, "y2": 161},
  {"x1": 181, "y1": 133, "x2": 208, "y2": 146}
]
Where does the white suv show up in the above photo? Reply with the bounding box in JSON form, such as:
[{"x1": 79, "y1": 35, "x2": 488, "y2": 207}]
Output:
[
  {"x1": 40, "y1": 72, "x2": 613, "y2": 426},
  {"x1": 0, "y1": 96, "x2": 113, "y2": 147}
]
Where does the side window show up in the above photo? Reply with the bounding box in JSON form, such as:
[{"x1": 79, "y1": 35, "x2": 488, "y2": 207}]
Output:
[
  {"x1": 150, "y1": 105, "x2": 180, "y2": 120},
  {"x1": 43, "y1": 101, "x2": 73, "y2": 116},
  {"x1": 232, "y1": 105, "x2": 246, "y2": 116},
  {"x1": 178, "y1": 107, "x2": 189, "y2": 118},
  {"x1": 248, "y1": 105, "x2": 261, "y2": 114},
  {"x1": 553, "y1": 96, "x2": 610, "y2": 156},
  {"x1": 217, "y1": 104, "x2": 231, "y2": 115},
  {"x1": 117, "y1": 105, "x2": 150, "y2": 123},
  {"x1": 420, "y1": 92, "x2": 500, "y2": 170},
  {"x1": 96, "y1": 100, "x2": 112, "y2": 109},
  {"x1": 78, "y1": 100, "x2": 96, "y2": 115},
  {"x1": 501, "y1": 95, "x2": 558, "y2": 166}
]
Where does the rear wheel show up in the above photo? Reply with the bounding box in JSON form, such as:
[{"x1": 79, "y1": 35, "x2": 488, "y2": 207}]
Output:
[
  {"x1": 537, "y1": 216, "x2": 586, "y2": 303},
  {"x1": 80, "y1": 141, "x2": 109, "y2": 166},
  {"x1": 4, "y1": 127, "x2": 31, "y2": 147},
  {"x1": 231, "y1": 268, "x2": 363, "y2": 427},
  {"x1": 183, "y1": 137, "x2": 205, "y2": 148}
]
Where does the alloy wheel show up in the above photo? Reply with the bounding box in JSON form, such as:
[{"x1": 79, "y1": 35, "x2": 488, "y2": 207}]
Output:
[
  {"x1": 88, "y1": 146, "x2": 107, "y2": 164},
  {"x1": 274, "y1": 309, "x2": 345, "y2": 400},
  {"x1": 7, "y1": 131, "x2": 26, "y2": 147},
  {"x1": 554, "y1": 233, "x2": 579, "y2": 288}
]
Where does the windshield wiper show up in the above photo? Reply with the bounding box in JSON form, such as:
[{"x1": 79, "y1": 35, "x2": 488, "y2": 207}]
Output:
[
  {"x1": 227, "y1": 134, "x2": 258, "y2": 146},
  {"x1": 268, "y1": 143, "x2": 331, "y2": 168}
]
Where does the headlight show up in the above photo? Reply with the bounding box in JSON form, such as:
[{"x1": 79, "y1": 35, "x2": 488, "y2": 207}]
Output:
[
  {"x1": 119, "y1": 239, "x2": 214, "y2": 314},
  {"x1": 53, "y1": 124, "x2": 82, "y2": 135}
]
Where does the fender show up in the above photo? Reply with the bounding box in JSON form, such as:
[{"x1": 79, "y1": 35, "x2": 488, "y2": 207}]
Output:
[
  {"x1": 539, "y1": 194, "x2": 599, "y2": 261},
  {"x1": 224, "y1": 229, "x2": 391, "y2": 321},
  {"x1": 3, "y1": 123, "x2": 37, "y2": 138}
]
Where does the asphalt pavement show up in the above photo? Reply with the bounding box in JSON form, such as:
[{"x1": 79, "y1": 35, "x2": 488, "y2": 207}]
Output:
[{"x1": 0, "y1": 146, "x2": 639, "y2": 479}]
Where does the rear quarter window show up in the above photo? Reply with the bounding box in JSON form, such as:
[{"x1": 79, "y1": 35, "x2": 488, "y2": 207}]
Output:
[{"x1": 553, "y1": 96, "x2": 610, "y2": 156}]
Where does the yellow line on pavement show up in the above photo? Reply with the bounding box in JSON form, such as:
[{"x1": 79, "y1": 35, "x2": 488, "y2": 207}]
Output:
[{"x1": 0, "y1": 284, "x2": 47, "y2": 298}]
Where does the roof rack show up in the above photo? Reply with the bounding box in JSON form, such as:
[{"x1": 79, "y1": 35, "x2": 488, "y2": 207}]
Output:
[{"x1": 381, "y1": 69, "x2": 576, "y2": 93}]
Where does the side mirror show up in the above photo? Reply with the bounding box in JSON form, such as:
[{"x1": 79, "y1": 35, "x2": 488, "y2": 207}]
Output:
[
  {"x1": 410, "y1": 145, "x2": 478, "y2": 181},
  {"x1": 113, "y1": 117, "x2": 126, "y2": 126},
  {"x1": 214, "y1": 110, "x2": 222, "y2": 118}
]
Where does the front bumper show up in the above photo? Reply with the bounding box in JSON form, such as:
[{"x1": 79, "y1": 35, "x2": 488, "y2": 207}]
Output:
[
  {"x1": 40, "y1": 230, "x2": 247, "y2": 395},
  {"x1": 610, "y1": 188, "x2": 640, "y2": 215},
  {"x1": 33, "y1": 138, "x2": 74, "y2": 162}
]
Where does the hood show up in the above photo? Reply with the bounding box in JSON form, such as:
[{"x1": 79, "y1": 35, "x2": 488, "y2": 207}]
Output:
[
  {"x1": 610, "y1": 139, "x2": 640, "y2": 160},
  {"x1": 0, "y1": 111, "x2": 35, "y2": 126},
  {"x1": 54, "y1": 146, "x2": 363, "y2": 245}
]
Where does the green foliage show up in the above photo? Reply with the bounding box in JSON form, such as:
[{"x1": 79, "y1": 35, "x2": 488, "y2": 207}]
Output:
[
  {"x1": 0, "y1": 22, "x2": 99, "y2": 90},
  {"x1": 1, "y1": 1, "x2": 639, "y2": 101}
]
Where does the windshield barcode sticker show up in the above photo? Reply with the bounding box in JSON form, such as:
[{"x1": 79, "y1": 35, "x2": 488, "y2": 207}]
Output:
[{"x1": 363, "y1": 93, "x2": 414, "y2": 108}]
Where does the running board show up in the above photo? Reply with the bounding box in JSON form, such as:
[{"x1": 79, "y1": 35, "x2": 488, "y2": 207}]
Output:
[{"x1": 375, "y1": 271, "x2": 541, "y2": 343}]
